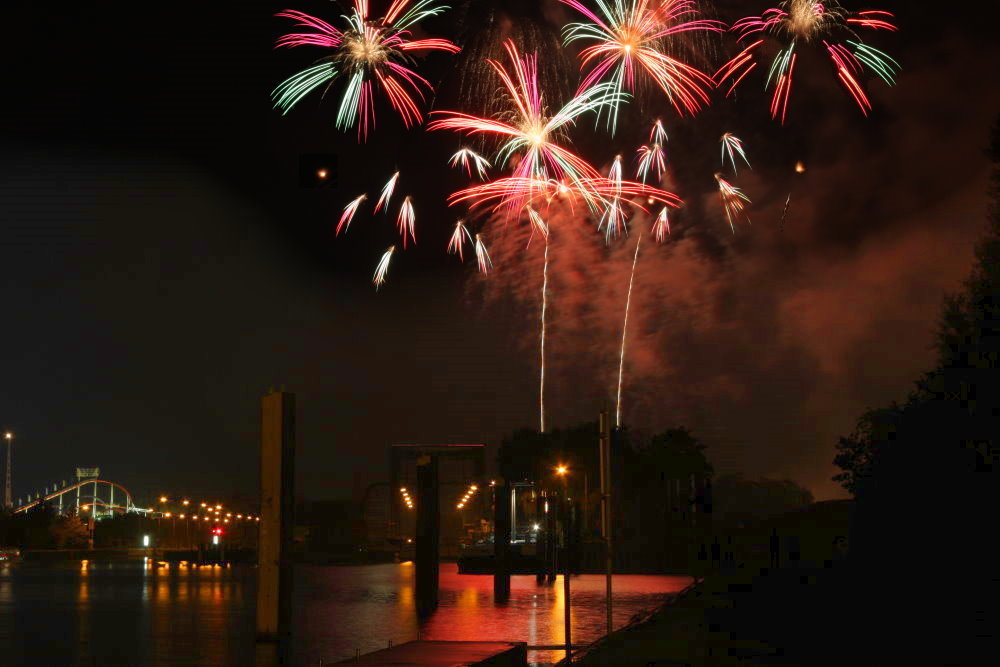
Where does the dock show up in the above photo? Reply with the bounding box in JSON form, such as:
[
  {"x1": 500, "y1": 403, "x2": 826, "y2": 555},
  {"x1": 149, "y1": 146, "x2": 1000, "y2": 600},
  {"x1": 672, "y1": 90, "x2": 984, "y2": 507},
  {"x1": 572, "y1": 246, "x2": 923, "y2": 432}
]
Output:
[{"x1": 335, "y1": 640, "x2": 527, "y2": 665}]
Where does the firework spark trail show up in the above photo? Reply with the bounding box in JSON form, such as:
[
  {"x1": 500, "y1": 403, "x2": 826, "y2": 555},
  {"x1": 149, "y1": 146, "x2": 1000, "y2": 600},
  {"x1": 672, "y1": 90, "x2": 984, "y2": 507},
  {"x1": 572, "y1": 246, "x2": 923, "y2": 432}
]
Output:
[
  {"x1": 600, "y1": 155, "x2": 628, "y2": 243},
  {"x1": 374, "y1": 171, "x2": 400, "y2": 213},
  {"x1": 616, "y1": 234, "x2": 642, "y2": 427},
  {"x1": 720, "y1": 132, "x2": 751, "y2": 174},
  {"x1": 539, "y1": 232, "x2": 550, "y2": 433},
  {"x1": 650, "y1": 118, "x2": 668, "y2": 145},
  {"x1": 428, "y1": 39, "x2": 631, "y2": 216},
  {"x1": 557, "y1": 0, "x2": 723, "y2": 133},
  {"x1": 714, "y1": 0, "x2": 899, "y2": 122},
  {"x1": 780, "y1": 160, "x2": 806, "y2": 229},
  {"x1": 636, "y1": 143, "x2": 667, "y2": 183},
  {"x1": 336, "y1": 193, "x2": 367, "y2": 235},
  {"x1": 397, "y1": 196, "x2": 416, "y2": 247},
  {"x1": 373, "y1": 245, "x2": 395, "y2": 288},
  {"x1": 652, "y1": 206, "x2": 671, "y2": 242},
  {"x1": 272, "y1": 1, "x2": 460, "y2": 140},
  {"x1": 475, "y1": 234, "x2": 492, "y2": 274},
  {"x1": 526, "y1": 204, "x2": 550, "y2": 247},
  {"x1": 446, "y1": 219, "x2": 473, "y2": 260},
  {"x1": 715, "y1": 173, "x2": 751, "y2": 233},
  {"x1": 448, "y1": 148, "x2": 492, "y2": 180}
]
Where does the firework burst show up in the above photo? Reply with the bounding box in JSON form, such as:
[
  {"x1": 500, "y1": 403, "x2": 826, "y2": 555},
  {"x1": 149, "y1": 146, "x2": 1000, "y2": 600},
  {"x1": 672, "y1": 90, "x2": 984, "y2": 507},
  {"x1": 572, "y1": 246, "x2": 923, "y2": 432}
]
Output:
[
  {"x1": 720, "y1": 132, "x2": 751, "y2": 173},
  {"x1": 715, "y1": 0, "x2": 899, "y2": 122},
  {"x1": 557, "y1": 0, "x2": 722, "y2": 133},
  {"x1": 428, "y1": 39, "x2": 629, "y2": 215},
  {"x1": 272, "y1": 1, "x2": 460, "y2": 140},
  {"x1": 446, "y1": 219, "x2": 474, "y2": 260},
  {"x1": 715, "y1": 173, "x2": 751, "y2": 233},
  {"x1": 336, "y1": 193, "x2": 367, "y2": 235}
]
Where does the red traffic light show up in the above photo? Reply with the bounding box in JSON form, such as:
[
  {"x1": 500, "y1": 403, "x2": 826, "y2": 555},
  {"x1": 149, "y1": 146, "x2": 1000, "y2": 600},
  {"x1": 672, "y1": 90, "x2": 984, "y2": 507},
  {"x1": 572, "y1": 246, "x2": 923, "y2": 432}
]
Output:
[{"x1": 212, "y1": 528, "x2": 223, "y2": 535}]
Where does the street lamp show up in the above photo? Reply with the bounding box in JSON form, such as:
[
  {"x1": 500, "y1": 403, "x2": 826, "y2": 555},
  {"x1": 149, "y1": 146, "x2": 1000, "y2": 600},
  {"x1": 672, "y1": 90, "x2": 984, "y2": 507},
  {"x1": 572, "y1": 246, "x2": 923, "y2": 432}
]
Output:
[{"x1": 4, "y1": 432, "x2": 13, "y2": 511}]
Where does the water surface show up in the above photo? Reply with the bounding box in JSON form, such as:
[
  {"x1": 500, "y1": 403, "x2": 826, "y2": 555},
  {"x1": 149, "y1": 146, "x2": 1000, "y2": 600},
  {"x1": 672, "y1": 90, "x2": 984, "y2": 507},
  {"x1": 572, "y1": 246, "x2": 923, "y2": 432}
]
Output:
[{"x1": 0, "y1": 560, "x2": 691, "y2": 665}]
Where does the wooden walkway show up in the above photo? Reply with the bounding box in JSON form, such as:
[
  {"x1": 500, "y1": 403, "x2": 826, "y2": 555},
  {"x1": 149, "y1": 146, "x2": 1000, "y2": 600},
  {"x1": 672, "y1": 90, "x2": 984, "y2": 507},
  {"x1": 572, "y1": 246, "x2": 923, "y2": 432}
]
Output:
[{"x1": 335, "y1": 640, "x2": 527, "y2": 665}]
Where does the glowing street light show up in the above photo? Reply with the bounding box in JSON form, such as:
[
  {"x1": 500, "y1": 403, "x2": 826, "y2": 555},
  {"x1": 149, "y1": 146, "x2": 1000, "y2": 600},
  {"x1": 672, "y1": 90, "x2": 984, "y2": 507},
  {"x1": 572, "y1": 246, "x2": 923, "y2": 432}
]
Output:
[
  {"x1": 160, "y1": 496, "x2": 168, "y2": 503},
  {"x1": 555, "y1": 465, "x2": 568, "y2": 475}
]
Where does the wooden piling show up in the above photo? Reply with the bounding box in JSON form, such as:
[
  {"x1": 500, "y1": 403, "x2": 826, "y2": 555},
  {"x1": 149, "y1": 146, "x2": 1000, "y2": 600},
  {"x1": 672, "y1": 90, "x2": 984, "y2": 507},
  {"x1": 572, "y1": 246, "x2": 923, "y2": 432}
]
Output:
[
  {"x1": 256, "y1": 390, "x2": 296, "y2": 654},
  {"x1": 415, "y1": 454, "x2": 440, "y2": 615},
  {"x1": 493, "y1": 479, "x2": 511, "y2": 602}
]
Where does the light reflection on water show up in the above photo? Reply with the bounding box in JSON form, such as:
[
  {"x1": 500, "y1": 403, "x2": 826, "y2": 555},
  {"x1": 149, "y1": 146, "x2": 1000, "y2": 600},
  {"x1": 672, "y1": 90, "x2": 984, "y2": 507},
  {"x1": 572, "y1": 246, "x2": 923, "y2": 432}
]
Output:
[{"x1": 0, "y1": 561, "x2": 691, "y2": 666}]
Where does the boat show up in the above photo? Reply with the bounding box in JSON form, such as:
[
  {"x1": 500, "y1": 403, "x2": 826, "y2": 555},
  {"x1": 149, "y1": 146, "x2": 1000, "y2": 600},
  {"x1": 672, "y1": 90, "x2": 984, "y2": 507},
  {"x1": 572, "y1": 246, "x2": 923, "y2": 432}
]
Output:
[{"x1": 457, "y1": 540, "x2": 543, "y2": 574}]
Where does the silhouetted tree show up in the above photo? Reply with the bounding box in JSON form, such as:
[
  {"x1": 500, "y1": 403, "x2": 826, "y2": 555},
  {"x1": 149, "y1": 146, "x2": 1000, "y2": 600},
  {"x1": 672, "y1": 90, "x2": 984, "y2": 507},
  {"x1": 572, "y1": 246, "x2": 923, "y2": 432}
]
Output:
[
  {"x1": 49, "y1": 515, "x2": 90, "y2": 548},
  {"x1": 833, "y1": 119, "x2": 1000, "y2": 665},
  {"x1": 712, "y1": 473, "x2": 814, "y2": 521}
]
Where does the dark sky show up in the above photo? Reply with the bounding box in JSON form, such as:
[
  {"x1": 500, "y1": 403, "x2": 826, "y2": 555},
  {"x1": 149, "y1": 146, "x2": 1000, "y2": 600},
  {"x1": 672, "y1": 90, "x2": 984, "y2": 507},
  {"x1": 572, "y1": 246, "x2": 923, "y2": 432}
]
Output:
[{"x1": 1, "y1": 1, "x2": 997, "y2": 505}]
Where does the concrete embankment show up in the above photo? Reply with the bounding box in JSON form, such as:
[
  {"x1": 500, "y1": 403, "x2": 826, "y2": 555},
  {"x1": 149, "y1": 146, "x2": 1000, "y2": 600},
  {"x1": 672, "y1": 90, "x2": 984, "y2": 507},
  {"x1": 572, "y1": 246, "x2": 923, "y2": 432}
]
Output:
[{"x1": 560, "y1": 562, "x2": 859, "y2": 666}]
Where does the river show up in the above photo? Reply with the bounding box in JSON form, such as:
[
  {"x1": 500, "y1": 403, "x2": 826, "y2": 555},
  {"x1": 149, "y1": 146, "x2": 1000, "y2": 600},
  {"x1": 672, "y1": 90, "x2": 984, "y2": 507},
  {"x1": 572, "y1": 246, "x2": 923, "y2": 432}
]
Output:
[{"x1": 0, "y1": 559, "x2": 692, "y2": 665}]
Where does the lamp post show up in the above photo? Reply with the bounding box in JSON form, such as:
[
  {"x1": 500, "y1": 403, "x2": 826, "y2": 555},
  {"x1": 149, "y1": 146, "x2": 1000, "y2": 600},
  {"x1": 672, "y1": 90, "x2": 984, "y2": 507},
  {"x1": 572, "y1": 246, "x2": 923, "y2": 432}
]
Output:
[
  {"x1": 4, "y1": 432, "x2": 12, "y2": 511},
  {"x1": 555, "y1": 465, "x2": 573, "y2": 660}
]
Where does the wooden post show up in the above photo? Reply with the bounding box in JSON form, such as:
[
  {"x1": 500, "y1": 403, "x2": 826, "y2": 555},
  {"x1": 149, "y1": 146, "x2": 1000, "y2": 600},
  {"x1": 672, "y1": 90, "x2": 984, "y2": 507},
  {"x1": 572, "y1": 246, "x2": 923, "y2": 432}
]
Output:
[
  {"x1": 545, "y1": 491, "x2": 557, "y2": 582},
  {"x1": 562, "y1": 480, "x2": 572, "y2": 660},
  {"x1": 415, "y1": 454, "x2": 439, "y2": 614},
  {"x1": 535, "y1": 490, "x2": 546, "y2": 584},
  {"x1": 493, "y1": 479, "x2": 511, "y2": 602},
  {"x1": 256, "y1": 390, "x2": 295, "y2": 652}
]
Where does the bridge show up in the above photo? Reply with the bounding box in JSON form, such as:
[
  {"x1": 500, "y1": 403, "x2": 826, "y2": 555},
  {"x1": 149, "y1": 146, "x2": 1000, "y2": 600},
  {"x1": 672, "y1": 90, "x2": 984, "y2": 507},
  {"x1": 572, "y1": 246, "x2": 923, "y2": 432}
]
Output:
[{"x1": 11, "y1": 467, "x2": 147, "y2": 518}]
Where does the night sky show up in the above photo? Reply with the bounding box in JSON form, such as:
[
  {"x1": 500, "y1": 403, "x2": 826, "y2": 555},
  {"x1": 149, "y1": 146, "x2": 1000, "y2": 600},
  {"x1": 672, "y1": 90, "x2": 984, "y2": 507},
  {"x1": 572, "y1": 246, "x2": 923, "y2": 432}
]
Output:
[{"x1": 1, "y1": 1, "x2": 997, "y2": 505}]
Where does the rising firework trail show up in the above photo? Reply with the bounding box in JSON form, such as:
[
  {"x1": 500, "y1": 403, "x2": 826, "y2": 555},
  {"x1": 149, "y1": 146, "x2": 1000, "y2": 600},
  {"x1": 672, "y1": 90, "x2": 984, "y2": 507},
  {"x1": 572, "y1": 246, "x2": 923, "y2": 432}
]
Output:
[
  {"x1": 715, "y1": 173, "x2": 751, "y2": 233},
  {"x1": 448, "y1": 148, "x2": 492, "y2": 180},
  {"x1": 374, "y1": 171, "x2": 400, "y2": 213},
  {"x1": 373, "y1": 245, "x2": 395, "y2": 288},
  {"x1": 616, "y1": 234, "x2": 642, "y2": 427},
  {"x1": 336, "y1": 193, "x2": 367, "y2": 235},
  {"x1": 715, "y1": 0, "x2": 900, "y2": 122},
  {"x1": 272, "y1": 1, "x2": 460, "y2": 140},
  {"x1": 539, "y1": 230, "x2": 551, "y2": 433},
  {"x1": 557, "y1": 0, "x2": 722, "y2": 134},
  {"x1": 446, "y1": 219, "x2": 473, "y2": 260},
  {"x1": 397, "y1": 196, "x2": 416, "y2": 247},
  {"x1": 720, "y1": 132, "x2": 751, "y2": 174}
]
